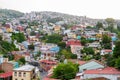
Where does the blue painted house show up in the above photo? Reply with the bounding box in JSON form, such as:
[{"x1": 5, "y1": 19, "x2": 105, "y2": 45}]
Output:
[
  {"x1": 111, "y1": 36, "x2": 117, "y2": 41},
  {"x1": 50, "y1": 46, "x2": 60, "y2": 53}
]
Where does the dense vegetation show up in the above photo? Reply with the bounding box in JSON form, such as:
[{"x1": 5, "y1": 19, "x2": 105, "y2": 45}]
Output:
[
  {"x1": 11, "y1": 32, "x2": 26, "y2": 43},
  {"x1": 0, "y1": 35, "x2": 17, "y2": 54},
  {"x1": 52, "y1": 62, "x2": 79, "y2": 80}
]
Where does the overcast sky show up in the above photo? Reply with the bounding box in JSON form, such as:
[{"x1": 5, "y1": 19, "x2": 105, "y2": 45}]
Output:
[{"x1": 0, "y1": 0, "x2": 120, "y2": 19}]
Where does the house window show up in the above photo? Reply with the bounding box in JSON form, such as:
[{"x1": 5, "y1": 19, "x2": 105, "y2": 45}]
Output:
[
  {"x1": 14, "y1": 72, "x2": 17, "y2": 76},
  {"x1": 19, "y1": 72, "x2": 21, "y2": 77},
  {"x1": 23, "y1": 72, "x2": 26, "y2": 77}
]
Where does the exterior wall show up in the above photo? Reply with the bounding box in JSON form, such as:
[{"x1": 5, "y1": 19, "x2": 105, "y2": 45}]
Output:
[
  {"x1": 71, "y1": 45, "x2": 82, "y2": 54},
  {"x1": 6, "y1": 28, "x2": 13, "y2": 32},
  {"x1": 54, "y1": 26, "x2": 60, "y2": 31},
  {"x1": 67, "y1": 33, "x2": 76, "y2": 39},
  {"x1": 100, "y1": 50, "x2": 112, "y2": 55},
  {"x1": 14, "y1": 54, "x2": 23, "y2": 61},
  {"x1": 79, "y1": 61, "x2": 104, "y2": 72},
  {"x1": 13, "y1": 71, "x2": 32, "y2": 80},
  {"x1": 1, "y1": 62, "x2": 13, "y2": 72},
  {"x1": 84, "y1": 74, "x2": 120, "y2": 80}
]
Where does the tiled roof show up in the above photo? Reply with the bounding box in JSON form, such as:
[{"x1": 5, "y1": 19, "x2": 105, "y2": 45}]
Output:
[
  {"x1": 66, "y1": 40, "x2": 81, "y2": 46},
  {"x1": 84, "y1": 67, "x2": 120, "y2": 74},
  {"x1": 40, "y1": 60, "x2": 57, "y2": 64},
  {"x1": 14, "y1": 65, "x2": 35, "y2": 71},
  {"x1": 0, "y1": 72, "x2": 12, "y2": 78},
  {"x1": 43, "y1": 74, "x2": 58, "y2": 80},
  {"x1": 104, "y1": 49, "x2": 112, "y2": 52},
  {"x1": 68, "y1": 59, "x2": 86, "y2": 65}
]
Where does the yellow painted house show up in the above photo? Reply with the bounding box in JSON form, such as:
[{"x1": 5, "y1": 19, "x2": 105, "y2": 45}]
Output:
[
  {"x1": 67, "y1": 33, "x2": 77, "y2": 39},
  {"x1": 12, "y1": 65, "x2": 36, "y2": 80},
  {"x1": 54, "y1": 25, "x2": 61, "y2": 33},
  {"x1": 96, "y1": 34, "x2": 102, "y2": 38},
  {"x1": 6, "y1": 28, "x2": 13, "y2": 33}
]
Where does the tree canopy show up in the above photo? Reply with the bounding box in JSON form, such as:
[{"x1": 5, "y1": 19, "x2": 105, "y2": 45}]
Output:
[
  {"x1": 11, "y1": 32, "x2": 26, "y2": 43},
  {"x1": 45, "y1": 34, "x2": 62, "y2": 44},
  {"x1": 102, "y1": 34, "x2": 111, "y2": 49},
  {"x1": 80, "y1": 37, "x2": 88, "y2": 46},
  {"x1": 0, "y1": 36, "x2": 17, "y2": 54},
  {"x1": 17, "y1": 57, "x2": 26, "y2": 65},
  {"x1": 81, "y1": 47, "x2": 95, "y2": 55},
  {"x1": 96, "y1": 22, "x2": 103, "y2": 29},
  {"x1": 52, "y1": 62, "x2": 79, "y2": 80},
  {"x1": 113, "y1": 41, "x2": 120, "y2": 58}
]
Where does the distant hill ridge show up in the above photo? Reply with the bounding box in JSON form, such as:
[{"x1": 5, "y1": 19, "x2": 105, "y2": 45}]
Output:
[
  {"x1": 0, "y1": 9, "x2": 24, "y2": 18},
  {"x1": 0, "y1": 9, "x2": 120, "y2": 25}
]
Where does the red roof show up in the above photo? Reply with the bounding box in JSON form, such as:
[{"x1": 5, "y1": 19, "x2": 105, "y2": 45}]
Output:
[
  {"x1": 78, "y1": 61, "x2": 86, "y2": 65},
  {"x1": 71, "y1": 26, "x2": 84, "y2": 30},
  {"x1": 40, "y1": 60, "x2": 57, "y2": 64},
  {"x1": 44, "y1": 77, "x2": 58, "y2": 80},
  {"x1": 104, "y1": 49, "x2": 112, "y2": 52},
  {"x1": 43, "y1": 74, "x2": 58, "y2": 80},
  {"x1": 0, "y1": 72, "x2": 12, "y2": 78},
  {"x1": 5, "y1": 24, "x2": 10, "y2": 28},
  {"x1": 17, "y1": 26, "x2": 24, "y2": 31},
  {"x1": 68, "y1": 59, "x2": 86, "y2": 65},
  {"x1": 84, "y1": 67, "x2": 120, "y2": 74},
  {"x1": 66, "y1": 40, "x2": 81, "y2": 46}
]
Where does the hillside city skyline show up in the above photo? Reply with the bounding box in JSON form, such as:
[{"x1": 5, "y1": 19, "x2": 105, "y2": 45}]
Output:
[{"x1": 0, "y1": 0, "x2": 120, "y2": 19}]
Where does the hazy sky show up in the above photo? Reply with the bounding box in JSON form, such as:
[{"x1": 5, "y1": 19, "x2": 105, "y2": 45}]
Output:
[{"x1": 0, "y1": 0, "x2": 120, "y2": 19}]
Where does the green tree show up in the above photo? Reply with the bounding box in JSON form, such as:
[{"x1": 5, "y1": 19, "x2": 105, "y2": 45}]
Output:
[
  {"x1": 28, "y1": 44, "x2": 35, "y2": 50},
  {"x1": 105, "y1": 18, "x2": 115, "y2": 26},
  {"x1": 30, "y1": 31, "x2": 36, "y2": 36},
  {"x1": 93, "y1": 52, "x2": 101, "y2": 60},
  {"x1": 17, "y1": 57, "x2": 26, "y2": 65},
  {"x1": 46, "y1": 34, "x2": 62, "y2": 44},
  {"x1": 102, "y1": 34, "x2": 111, "y2": 44},
  {"x1": 11, "y1": 32, "x2": 26, "y2": 43},
  {"x1": 115, "y1": 57, "x2": 120, "y2": 69},
  {"x1": 105, "y1": 18, "x2": 115, "y2": 32},
  {"x1": 96, "y1": 22, "x2": 103, "y2": 29},
  {"x1": 113, "y1": 41, "x2": 120, "y2": 58},
  {"x1": 82, "y1": 47, "x2": 94, "y2": 55},
  {"x1": 117, "y1": 32, "x2": 120, "y2": 39},
  {"x1": 0, "y1": 35, "x2": 2, "y2": 41},
  {"x1": 70, "y1": 54, "x2": 77, "y2": 59},
  {"x1": 102, "y1": 34, "x2": 111, "y2": 49},
  {"x1": 28, "y1": 21, "x2": 39, "y2": 26},
  {"x1": 103, "y1": 54, "x2": 115, "y2": 67},
  {"x1": 0, "y1": 70, "x2": 4, "y2": 73},
  {"x1": 52, "y1": 62, "x2": 79, "y2": 80},
  {"x1": 0, "y1": 41, "x2": 16, "y2": 53},
  {"x1": 59, "y1": 49, "x2": 71, "y2": 59},
  {"x1": 3, "y1": 54, "x2": 14, "y2": 61},
  {"x1": 80, "y1": 37, "x2": 88, "y2": 46},
  {"x1": 58, "y1": 42, "x2": 66, "y2": 49}
]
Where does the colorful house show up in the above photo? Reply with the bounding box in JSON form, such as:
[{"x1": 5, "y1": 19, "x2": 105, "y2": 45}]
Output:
[
  {"x1": 40, "y1": 60, "x2": 57, "y2": 71},
  {"x1": 0, "y1": 61, "x2": 19, "y2": 72},
  {"x1": 54, "y1": 25, "x2": 61, "y2": 33},
  {"x1": 79, "y1": 60, "x2": 105, "y2": 72},
  {"x1": 13, "y1": 65, "x2": 36, "y2": 80},
  {"x1": 67, "y1": 32, "x2": 76, "y2": 39},
  {"x1": 100, "y1": 49, "x2": 113, "y2": 55},
  {"x1": 83, "y1": 67, "x2": 120, "y2": 80},
  {"x1": 0, "y1": 72, "x2": 12, "y2": 80}
]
